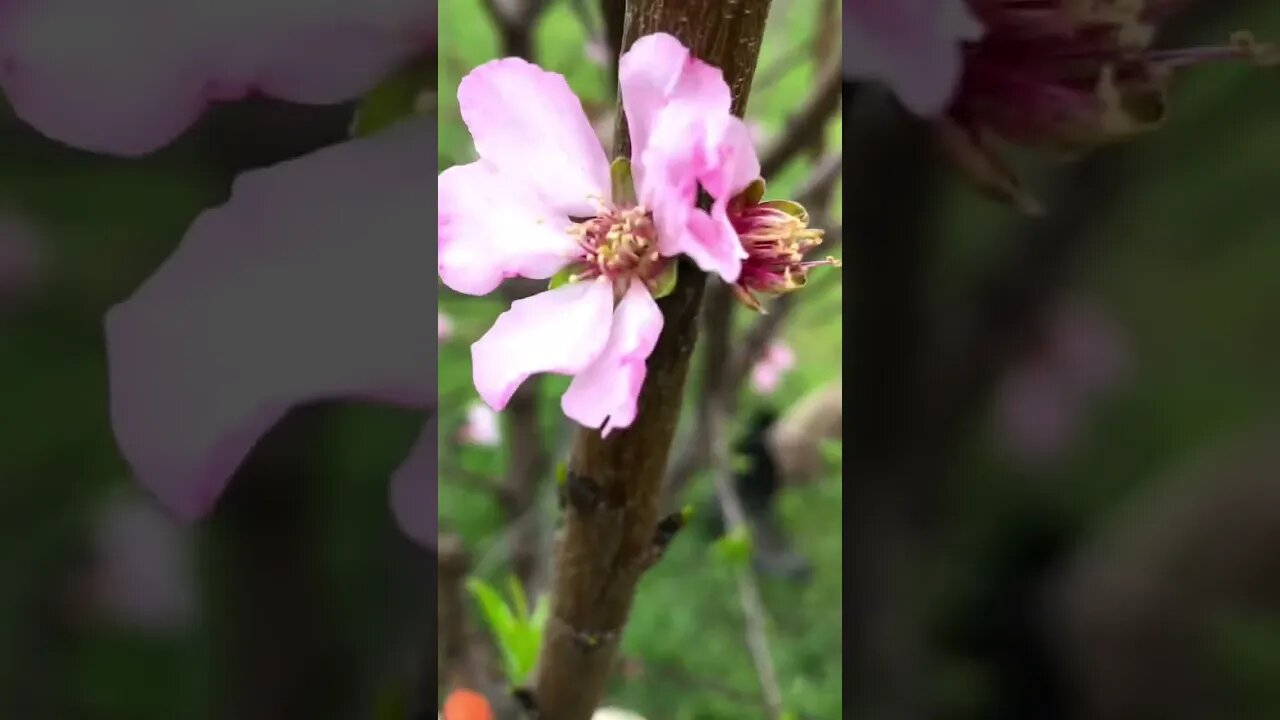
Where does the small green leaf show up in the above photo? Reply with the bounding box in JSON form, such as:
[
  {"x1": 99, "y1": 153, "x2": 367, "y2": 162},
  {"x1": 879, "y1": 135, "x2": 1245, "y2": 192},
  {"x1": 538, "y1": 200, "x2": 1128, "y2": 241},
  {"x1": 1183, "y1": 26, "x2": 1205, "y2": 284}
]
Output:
[
  {"x1": 350, "y1": 58, "x2": 432, "y2": 137},
  {"x1": 507, "y1": 575, "x2": 530, "y2": 623},
  {"x1": 760, "y1": 199, "x2": 809, "y2": 223},
  {"x1": 468, "y1": 578, "x2": 526, "y2": 682},
  {"x1": 530, "y1": 594, "x2": 551, "y2": 633},
  {"x1": 651, "y1": 261, "x2": 679, "y2": 299},
  {"x1": 554, "y1": 461, "x2": 569, "y2": 487},
  {"x1": 611, "y1": 157, "x2": 636, "y2": 206},
  {"x1": 548, "y1": 267, "x2": 576, "y2": 291},
  {"x1": 713, "y1": 526, "x2": 754, "y2": 566},
  {"x1": 730, "y1": 452, "x2": 754, "y2": 474},
  {"x1": 467, "y1": 578, "x2": 518, "y2": 647},
  {"x1": 680, "y1": 504, "x2": 695, "y2": 524}
]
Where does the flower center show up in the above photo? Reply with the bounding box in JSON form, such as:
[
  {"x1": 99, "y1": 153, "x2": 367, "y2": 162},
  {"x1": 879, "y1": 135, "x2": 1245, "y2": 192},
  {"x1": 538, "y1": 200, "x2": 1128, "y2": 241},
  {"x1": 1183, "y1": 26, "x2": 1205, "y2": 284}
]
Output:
[{"x1": 568, "y1": 204, "x2": 667, "y2": 291}]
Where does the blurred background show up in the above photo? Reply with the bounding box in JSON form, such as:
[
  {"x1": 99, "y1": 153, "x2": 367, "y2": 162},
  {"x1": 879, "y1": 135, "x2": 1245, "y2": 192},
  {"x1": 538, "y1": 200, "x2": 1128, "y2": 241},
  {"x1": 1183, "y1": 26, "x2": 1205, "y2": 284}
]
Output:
[{"x1": 3, "y1": 0, "x2": 1280, "y2": 719}]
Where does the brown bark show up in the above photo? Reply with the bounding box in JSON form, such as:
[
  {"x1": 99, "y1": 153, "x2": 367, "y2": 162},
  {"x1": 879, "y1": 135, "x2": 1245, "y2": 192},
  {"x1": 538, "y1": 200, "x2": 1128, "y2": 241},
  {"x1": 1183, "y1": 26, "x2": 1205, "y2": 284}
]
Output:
[{"x1": 532, "y1": 2, "x2": 773, "y2": 718}]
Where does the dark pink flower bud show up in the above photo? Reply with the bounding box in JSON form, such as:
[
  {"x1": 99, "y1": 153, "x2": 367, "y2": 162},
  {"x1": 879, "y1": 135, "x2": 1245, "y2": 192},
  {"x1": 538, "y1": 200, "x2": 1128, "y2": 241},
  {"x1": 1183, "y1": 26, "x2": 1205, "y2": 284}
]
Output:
[
  {"x1": 726, "y1": 183, "x2": 839, "y2": 312},
  {"x1": 941, "y1": 0, "x2": 1277, "y2": 210}
]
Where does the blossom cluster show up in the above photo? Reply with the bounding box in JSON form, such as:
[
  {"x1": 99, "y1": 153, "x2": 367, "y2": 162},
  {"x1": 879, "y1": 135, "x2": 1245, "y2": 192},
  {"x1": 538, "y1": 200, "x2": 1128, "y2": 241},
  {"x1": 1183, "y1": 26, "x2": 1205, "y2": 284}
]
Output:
[{"x1": 439, "y1": 33, "x2": 835, "y2": 437}]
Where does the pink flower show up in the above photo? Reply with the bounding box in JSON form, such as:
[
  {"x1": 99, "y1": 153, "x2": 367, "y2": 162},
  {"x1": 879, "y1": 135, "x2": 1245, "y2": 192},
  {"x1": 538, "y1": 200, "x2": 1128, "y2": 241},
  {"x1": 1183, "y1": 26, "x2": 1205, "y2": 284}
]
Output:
[
  {"x1": 105, "y1": 117, "x2": 438, "y2": 535},
  {"x1": 439, "y1": 33, "x2": 760, "y2": 435},
  {"x1": 953, "y1": 2, "x2": 1275, "y2": 152},
  {"x1": 994, "y1": 302, "x2": 1128, "y2": 467},
  {"x1": 459, "y1": 402, "x2": 501, "y2": 447},
  {"x1": 749, "y1": 340, "x2": 797, "y2": 395},
  {"x1": 726, "y1": 191, "x2": 839, "y2": 312},
  {"x1": 438, "y1": 311, "x2": 454, "y2": 341},
  {"x1": 935, "y1": 2, "x2": 1276, "y2": 209},
  {"x1": 843, "y1": 0, "x2": 985, "y2": 116},
  {"x1": 0, "y1": 0, "x2": 435, "y2": 155},
  {"x1": 83, "y1": 495, "x2": 199, "y2": 633}
]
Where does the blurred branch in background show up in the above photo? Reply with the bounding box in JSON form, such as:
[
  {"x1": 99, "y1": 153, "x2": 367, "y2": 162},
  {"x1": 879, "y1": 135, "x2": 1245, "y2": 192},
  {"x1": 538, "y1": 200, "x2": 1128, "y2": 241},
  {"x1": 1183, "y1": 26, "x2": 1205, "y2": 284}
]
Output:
[{"x1": 705, "y1": 404, "x2": 785, "y2": 719}]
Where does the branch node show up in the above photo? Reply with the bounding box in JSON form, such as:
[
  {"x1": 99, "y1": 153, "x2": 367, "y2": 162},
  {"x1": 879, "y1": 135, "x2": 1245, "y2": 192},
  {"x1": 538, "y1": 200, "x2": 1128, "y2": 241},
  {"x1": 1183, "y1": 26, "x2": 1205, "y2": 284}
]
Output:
[
  {"x1": 560, "y1": 470, "x2": 605, "y2": 515},
  {"x1": 511, "y1": 687, "x2": 539, "y2": 718},
  {"x1": 641, "y1": 507, "x2": 691, "y2": 570}
]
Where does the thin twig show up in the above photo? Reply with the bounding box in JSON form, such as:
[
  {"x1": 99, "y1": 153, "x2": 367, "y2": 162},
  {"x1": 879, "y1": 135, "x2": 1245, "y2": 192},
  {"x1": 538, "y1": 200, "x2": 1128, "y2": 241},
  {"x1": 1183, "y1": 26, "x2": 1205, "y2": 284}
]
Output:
[
  {"x1": 758, "y1": 56, "x2": 841, "y2": 179},
  {"x1": 707, "y1": 404, "x2": 786, "y2": 719}
]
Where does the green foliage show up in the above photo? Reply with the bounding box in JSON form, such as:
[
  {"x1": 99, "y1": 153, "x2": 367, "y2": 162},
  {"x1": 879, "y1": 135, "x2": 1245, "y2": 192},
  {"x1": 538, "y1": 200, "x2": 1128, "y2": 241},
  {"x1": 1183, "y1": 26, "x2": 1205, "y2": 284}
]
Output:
[
  {"x1": 466, "y1": 576, "x2": 550, "y2": 686},
  {"x1": 350, "y1": 58, "x2": 433, "y2": 137},
  {"x1": 711, "y1": 526, "x2": 753, "y2": 567}
]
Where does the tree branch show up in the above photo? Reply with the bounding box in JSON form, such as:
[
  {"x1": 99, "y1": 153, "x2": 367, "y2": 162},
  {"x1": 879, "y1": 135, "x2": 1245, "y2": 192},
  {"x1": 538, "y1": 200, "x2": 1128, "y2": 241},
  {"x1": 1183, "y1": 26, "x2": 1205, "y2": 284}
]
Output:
[
  {"x1": 533, "y1": 3, "x2": 774, "y2": 718},
  {"x1": 758, "y1": 55, "x2": 841, "y2": 179}
]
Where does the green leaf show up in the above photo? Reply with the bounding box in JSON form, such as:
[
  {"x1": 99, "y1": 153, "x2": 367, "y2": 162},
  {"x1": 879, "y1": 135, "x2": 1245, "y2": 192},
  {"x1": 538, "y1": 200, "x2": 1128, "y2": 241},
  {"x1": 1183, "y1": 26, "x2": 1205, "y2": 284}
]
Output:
[
  {"x1": 651, "y1": 261, "x2": 679, "y2": 299},
  {"x1": 507, "y1": 575, "x2": 530, "y2": 623},
  {"x1": 760, "y1": 199, "x2": 810, "y2": 223},
  {"x1": 712, "y1": 526, "x2": 754, "y2": 566},
  {"x1": 530, "y1": 594, "x2": 551, "y2": 633},
  {"x1": 350, "y1": 58, "x2": 432, "y2": 137},
  {"x1": 554, "y1": 461, "x2": 569, "y2": 487},
  {"x1": 467, "y1": 577, "x2": 523, "y2": 679},
  {"x1": 730, "y1": 452, "x2": 754, "y2": 474},
  {"x1": 548, "y1": 267, "x2": 576, "y2": 291},
  {"x1": 611, "y1": 157, "x2": 636, "y2": 206}
]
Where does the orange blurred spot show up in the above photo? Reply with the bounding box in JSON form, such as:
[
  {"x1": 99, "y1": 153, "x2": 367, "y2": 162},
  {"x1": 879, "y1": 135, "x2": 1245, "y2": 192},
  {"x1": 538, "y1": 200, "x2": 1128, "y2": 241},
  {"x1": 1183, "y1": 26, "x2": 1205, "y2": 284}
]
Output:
[{"x1": 442, "y1": 688, "x2": 494, "y2": 720}]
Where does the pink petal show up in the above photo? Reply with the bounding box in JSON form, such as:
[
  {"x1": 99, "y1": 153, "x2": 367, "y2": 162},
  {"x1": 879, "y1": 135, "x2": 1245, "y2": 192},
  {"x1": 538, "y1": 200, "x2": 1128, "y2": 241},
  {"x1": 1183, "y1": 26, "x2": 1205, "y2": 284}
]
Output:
[
  {"x1": 88, "y1": 495, "x2": 198, "y2": 632},
  {"x1": 389, "y1": 415, "x2": 437, "y2": 549},
  {"x1": 460, "y1": 402, "x2": 501, "y2": 447},
  {"x1": 458, "y1": 57, "x2": 609, "y2": 217},
  {"x1": 767, "y1": 340, "x2": 796, "y2": 371},
  {"x1": 561, "y1": 280, "x2": 663, "y2": 435},
  {"x1": 105, "y1": 117, "x2": 437, "y2": 520},
  {"x1": 619, "y1": 32, "x2": 732, "y2": 187},
  {"x1": 471, "y1": 279, "x2": 614, "y2": 411},
  {"x1": 641, "y1": 103, "x2": 757, "y2": 282},
  {"x1": 843, "y1": 0, "x2": 983, "y2": 116},
  {"x1": 438, "y1": 312, "x2": 453, "y2": 341},
  {"x1": 995, "y1": 363, "x2": 1080, "y2": 465},
  {"x1": 438, "y1": 160, "x2": 581, "y2": 296},
  {"x1": 0, "y1": 0, "x2": 435, "y2": 155},
  {"x1": 750, "y1": 365, "x2": 781, "y2": 395}
]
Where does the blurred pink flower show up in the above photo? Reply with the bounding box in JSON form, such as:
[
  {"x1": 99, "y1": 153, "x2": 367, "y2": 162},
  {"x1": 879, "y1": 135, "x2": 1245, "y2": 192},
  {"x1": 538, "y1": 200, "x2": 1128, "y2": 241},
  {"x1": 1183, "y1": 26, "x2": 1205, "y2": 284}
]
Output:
[
  {"x1": 994, "y1": 302, "x2": 1129, "y2": 467},
  {"x1": 940, "y1": 2, "x2": 1274, "y2": 209},
  {"x1": 459, "y1": 402, "x2": 500, "y2": 447},
  {"x1": 438, "y1": 311, "x2": 454, "y2": 341},
  {"x1": 0, "y1": 0, "x2": 436, "y2": 155},
  {"x1": 85, "y1": 495, "x2": 198, "y2": 633},
  {"x1": 750, "y1": 340, "x2": 796, "y2": 395},
  {"x1": 585, "y1": 36, "x2": 611, "y2": 67},
  {"x1": 106, "y1": 117, "x2": 437, "y2": 530},
  {"x1": 842, "y1": 0, "x2": 984, "y2": 116},
  {"x1": 440, "y1": 33, "x2": 759, "y2": 435}
]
